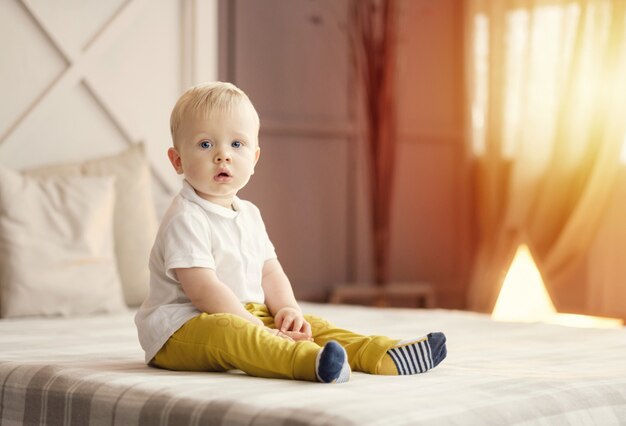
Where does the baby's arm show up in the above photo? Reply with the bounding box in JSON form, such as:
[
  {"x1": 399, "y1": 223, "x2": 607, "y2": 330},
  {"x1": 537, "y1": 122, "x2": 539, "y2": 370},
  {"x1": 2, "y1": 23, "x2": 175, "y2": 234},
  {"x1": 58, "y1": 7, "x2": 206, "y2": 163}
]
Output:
[
  {"x1": 261, "y1": 259, "x2": 312, "y2": 339},
  {"x1": 175, "y1": 267, "x2": 264, "y2": 327}
]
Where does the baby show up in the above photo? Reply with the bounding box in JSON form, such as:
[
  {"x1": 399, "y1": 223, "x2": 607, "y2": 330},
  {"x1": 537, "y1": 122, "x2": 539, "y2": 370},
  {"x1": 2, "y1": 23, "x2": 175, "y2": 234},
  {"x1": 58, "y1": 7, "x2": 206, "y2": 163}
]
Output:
[{"x1": 135, "y1": 81, "x2": 447, "y2": 383}]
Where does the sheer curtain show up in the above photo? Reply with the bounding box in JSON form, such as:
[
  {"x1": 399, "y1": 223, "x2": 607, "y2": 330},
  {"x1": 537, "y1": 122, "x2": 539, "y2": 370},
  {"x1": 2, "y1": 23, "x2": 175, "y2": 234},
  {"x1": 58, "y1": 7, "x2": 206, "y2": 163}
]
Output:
[{"x1": 465, "y1": 0, "x2": 626, "y2": 314}]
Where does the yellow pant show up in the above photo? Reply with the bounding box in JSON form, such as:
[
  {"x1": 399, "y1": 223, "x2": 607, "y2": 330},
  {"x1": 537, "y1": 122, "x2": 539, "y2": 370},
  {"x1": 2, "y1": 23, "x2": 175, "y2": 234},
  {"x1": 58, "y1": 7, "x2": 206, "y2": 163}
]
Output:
[{"x1": 152, "y1": 303, "x2": 398, "y2": 382}]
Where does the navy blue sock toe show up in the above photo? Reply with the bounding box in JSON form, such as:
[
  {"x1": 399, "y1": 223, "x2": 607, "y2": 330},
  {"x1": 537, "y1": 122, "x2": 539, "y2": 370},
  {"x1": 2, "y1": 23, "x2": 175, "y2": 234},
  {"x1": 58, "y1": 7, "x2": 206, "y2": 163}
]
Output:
[
  {"x1": 428, "y1": 332, "x2": 447, "y2": 367},
  {"x1": 316, "y1": 340, "x2": 351, "y2": 383}
]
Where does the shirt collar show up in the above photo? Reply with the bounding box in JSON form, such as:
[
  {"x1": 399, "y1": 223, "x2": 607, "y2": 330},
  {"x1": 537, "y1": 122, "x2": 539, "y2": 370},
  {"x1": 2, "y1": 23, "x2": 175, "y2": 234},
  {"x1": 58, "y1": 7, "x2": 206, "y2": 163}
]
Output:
[{"x1": 180, "y1": 179, "x2": 239, "y2": 218}]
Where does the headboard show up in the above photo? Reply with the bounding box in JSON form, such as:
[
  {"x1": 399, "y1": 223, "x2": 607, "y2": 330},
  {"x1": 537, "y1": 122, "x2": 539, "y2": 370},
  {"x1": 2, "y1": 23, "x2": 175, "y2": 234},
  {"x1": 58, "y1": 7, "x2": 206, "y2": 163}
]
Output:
[{"x1": 0, "y1": 0, "x2": 219, "y2": 216}]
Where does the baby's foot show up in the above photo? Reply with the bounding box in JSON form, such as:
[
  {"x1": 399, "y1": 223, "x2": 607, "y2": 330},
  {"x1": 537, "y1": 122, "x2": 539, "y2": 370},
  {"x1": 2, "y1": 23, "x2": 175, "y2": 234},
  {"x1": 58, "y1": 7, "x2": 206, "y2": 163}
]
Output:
[
  {"x1": 378, "y1": 332, "x2": 447, "y2": 375},
  {"x1": 315, "y1": 340, "x2": 351, "y2": 383}
]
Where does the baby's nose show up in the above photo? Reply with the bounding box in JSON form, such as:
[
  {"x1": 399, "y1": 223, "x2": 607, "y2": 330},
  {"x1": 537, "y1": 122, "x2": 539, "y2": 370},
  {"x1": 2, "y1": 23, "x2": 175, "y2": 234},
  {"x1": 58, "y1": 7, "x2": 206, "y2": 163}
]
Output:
[{"x1": 214, "y1": 150, "x2": 232, "y2": 163}]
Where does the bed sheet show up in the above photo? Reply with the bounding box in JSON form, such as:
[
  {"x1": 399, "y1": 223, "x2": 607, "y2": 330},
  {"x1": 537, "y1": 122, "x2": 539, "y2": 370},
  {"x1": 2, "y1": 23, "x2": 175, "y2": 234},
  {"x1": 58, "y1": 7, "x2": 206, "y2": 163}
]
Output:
[{"x1": 1, "y1": 303, "x2": 625, "y2": 425}]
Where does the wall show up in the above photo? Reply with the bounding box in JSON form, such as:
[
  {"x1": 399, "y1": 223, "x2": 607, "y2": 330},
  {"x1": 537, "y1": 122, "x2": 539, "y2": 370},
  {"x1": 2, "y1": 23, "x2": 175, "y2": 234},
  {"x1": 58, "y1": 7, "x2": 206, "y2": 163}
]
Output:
[
  {"x1": 222, "y1": 0, "x2": 353, "y2": 303},
  {"x1": 392, "y1": 0, "x2": 469, "y2": 308},
  {"x1": 222, "y1": 0, "x2": 470, "y2": 307}
]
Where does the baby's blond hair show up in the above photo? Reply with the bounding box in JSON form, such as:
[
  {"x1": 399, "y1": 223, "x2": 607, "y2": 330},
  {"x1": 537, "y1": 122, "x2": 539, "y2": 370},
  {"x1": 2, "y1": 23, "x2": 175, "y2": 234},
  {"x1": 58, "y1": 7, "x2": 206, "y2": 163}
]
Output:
[{"x1": 169, "y1": 81, "x2": 259, "y2": 147}]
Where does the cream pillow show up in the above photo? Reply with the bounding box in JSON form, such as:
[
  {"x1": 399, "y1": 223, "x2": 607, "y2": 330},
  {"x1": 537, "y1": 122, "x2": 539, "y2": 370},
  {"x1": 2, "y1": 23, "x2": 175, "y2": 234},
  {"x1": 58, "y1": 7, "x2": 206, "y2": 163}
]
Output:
[
  {"x1": 25, "y1": 143, "x2": 158, "y2": 306},
  {"x1": 0, "y1": 168, "x2": 126, "y2": 318}
]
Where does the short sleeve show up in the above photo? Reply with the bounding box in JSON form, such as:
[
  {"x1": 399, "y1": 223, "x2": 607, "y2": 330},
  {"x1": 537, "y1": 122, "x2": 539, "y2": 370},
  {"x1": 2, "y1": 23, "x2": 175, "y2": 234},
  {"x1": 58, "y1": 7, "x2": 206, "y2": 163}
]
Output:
[
  {"x1": 162, "y1": 212, "x2": 215, "y2": 281},
  {"x1": 254, "y1": 206, "x2": 277, "y2": 262},
  {"x1": 263, "y1": 227, "x2": 277, "y2": 261}
]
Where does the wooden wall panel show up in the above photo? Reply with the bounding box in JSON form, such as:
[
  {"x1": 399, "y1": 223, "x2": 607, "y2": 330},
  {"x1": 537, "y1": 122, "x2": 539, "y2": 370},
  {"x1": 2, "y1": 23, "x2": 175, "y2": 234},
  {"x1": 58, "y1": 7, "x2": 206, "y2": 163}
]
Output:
[
  {"x1": 221, "y1": 0, "x2": 467, "y2": 307},
  {"x1": 231, "y1": 0, "x2": 351, "y2": 127},
  {"x1": 222, "y1": 0, "x2": 469, "y2": 307},
  {"x1": 392, "y1": 0, "x2": 469, "y2": 308},
  {"x1": 240, "y1": 136, "x2": 349, "y2": 301},
  {"x1": 225, "y1": 0, "x2": 354, "y2": 301}
]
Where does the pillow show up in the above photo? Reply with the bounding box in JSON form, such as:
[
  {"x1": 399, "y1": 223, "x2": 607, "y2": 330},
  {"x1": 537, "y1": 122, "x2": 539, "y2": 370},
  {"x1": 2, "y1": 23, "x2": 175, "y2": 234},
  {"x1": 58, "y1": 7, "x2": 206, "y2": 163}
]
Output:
[
  {"x1": 0, "y1": 168, "x2": 126, "y2": 318},
  {"x1": 25, "y1": 143, "x2": 158, "y2": 306}
]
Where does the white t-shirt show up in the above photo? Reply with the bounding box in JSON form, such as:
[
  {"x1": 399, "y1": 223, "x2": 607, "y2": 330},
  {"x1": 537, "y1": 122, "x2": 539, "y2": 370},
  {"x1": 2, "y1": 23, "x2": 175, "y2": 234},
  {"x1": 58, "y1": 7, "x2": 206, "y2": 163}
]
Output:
[{"x1": 135, "y1": 180, "x2": 277, "y2": 363}]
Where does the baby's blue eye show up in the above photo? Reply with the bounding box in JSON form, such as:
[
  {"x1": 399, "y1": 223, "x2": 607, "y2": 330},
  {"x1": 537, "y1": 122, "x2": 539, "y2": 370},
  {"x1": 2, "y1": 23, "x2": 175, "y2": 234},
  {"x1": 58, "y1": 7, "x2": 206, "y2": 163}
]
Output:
[
  {"x1": 231, "y1": 141, "x2": 242, "y2": 148},
  {"x1": 200, "y1": 141, "x2": 213, "y2": 149}
]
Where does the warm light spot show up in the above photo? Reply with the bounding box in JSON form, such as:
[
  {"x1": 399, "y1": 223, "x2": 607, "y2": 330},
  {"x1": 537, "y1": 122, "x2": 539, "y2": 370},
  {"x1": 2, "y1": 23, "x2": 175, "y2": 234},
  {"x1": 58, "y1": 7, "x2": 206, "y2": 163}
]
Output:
[
  {"x1": 548, "y1": 314, "x2": 623, "y2": 329},
  {"x1": 492, "y1": 244, "x2": 623, "y2": 329},
  {"x1": 621, "y1": 133, "x2": 626, "y2": 164},
  {"x1": 492, "y1": 245, "x2": 556, "y2": 323},
  {"x1": 471, "y1": 13, "x2": 489, "y2": 156},
  {"x1": 502, "y1": 10, "x2": 528, "y2": 159}
]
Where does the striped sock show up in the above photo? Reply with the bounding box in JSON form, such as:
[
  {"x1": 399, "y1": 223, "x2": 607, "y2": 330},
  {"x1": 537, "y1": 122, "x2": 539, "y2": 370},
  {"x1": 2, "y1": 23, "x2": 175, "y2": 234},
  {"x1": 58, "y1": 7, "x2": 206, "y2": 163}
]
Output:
[
  {"x1": 315, "y1": 340, "x2": 351, "y2": 383},
  {"x1": 378, "y1": 332, "x2": 447, "y2": 375}
]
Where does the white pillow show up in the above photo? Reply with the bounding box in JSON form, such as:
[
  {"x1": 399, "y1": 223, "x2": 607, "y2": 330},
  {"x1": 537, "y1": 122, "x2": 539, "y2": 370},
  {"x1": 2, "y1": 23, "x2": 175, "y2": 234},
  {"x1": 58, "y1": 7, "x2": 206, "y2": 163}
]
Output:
[
  {"x1": 24, "y1": 143, "x2": 158, "y2": 306},
  {"x1": 0, "y1": 168, "x2": 127, "y2": 318}
]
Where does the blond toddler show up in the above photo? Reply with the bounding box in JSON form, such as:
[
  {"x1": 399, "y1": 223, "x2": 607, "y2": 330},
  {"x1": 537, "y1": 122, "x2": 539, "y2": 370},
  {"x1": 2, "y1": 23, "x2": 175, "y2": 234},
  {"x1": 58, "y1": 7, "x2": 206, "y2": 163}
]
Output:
[{"x1": 135, "y1": 82, "x2": 447, "y2": 383}]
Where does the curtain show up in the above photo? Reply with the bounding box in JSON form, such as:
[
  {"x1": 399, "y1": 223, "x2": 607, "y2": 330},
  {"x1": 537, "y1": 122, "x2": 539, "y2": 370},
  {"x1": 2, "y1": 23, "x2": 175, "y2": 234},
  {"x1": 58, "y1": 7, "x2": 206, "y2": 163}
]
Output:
[{"x1": 465, "y1": 0, "x2": 626, "y2": 313}]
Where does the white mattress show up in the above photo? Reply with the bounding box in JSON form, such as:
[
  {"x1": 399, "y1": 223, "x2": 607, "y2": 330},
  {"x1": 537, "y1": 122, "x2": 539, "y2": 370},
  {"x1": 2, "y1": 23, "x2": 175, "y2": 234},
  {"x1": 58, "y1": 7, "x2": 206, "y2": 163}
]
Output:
[{"x1": 1, "y1": 302, "x2": 625, "y2": 425}]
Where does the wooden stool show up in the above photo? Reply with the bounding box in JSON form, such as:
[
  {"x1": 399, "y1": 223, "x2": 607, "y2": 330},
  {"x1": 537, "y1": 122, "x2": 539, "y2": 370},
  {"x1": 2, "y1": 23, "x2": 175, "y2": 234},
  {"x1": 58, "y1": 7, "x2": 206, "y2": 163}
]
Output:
[{"x1": 329, "y1": 282, "x2": 436, "y2": 308}]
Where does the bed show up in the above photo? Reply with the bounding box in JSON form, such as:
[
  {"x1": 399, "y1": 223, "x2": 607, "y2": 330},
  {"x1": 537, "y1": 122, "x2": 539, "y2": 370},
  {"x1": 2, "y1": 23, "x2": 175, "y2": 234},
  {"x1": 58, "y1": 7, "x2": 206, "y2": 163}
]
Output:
[
  {"x1": 2, "y1": 302, "x2": 626, "y2": 426},
  {"x1": 1, "y1": 145, "x2": 625, "y2": 425}
]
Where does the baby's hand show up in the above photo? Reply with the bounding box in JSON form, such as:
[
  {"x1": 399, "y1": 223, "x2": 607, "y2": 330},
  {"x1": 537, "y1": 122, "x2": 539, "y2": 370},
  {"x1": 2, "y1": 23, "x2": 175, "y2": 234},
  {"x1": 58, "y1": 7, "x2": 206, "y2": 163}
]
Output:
[
  {"x1": 264, "y1": 327, "x2": 294, "y2": 341},
  {"x1": 274, "y1": 307, "x2": 312, "y2": 340},
  {"x1": 264, "y1": 327, "x2": 313, "y2": 342},
  {"x1": 281, "y1": 330, "x2": 314, "y2": 342}
]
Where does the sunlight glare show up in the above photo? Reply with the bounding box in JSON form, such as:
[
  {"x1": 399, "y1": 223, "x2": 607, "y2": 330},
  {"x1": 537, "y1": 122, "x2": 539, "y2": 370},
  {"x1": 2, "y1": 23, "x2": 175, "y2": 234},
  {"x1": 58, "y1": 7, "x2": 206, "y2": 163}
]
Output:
[
  {"x1": 492, "y1": 245, "x2": 556, "y2": 323},
  {"x1": 471, "y1": 14, "x2": 489, "y2": 156},
  {"x1": 549, "y1": 313, "x2": 623, "y2": 329},
  {"x1": 492, "y1": 244, "x2": 623, "y2": 329}
]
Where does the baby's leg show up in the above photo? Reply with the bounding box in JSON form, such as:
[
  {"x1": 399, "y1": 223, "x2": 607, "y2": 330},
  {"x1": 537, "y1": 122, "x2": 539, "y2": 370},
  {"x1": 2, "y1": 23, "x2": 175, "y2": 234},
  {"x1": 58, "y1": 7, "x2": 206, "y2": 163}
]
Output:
[
  {"x1": 306, "y1": 314, "x2": 396, "y2": 374},
  {"x1": 377, "y1": 333, "x2": 447, "y2": 375},
  {"x1": 152, "y1": 312, "x2": 349, "y2": 382},
  {"x1": 306, "y1": 314, "x2": 446, "y2": 375}
]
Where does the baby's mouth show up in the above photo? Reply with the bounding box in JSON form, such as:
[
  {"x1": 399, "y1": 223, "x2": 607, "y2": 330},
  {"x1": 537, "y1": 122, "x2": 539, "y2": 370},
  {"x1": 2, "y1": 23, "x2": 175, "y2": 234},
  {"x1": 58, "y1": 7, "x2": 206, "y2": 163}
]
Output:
[{"x1": 214, "y1": 169, "x2": 232, "y2": 182}]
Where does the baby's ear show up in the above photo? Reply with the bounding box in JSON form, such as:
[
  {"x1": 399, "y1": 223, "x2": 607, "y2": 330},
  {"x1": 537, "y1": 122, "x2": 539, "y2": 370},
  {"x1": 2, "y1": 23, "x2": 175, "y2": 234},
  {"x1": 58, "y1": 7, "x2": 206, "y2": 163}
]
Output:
[
  {"x1": 167, "y1": 147, "x2": 184, "y2": 175},
  {"x1": 254, "y1": 146, "x2": 261, "y2": 165},
  {"x1": 251, "y1": 147, "x2": 261, "y2": 175}
]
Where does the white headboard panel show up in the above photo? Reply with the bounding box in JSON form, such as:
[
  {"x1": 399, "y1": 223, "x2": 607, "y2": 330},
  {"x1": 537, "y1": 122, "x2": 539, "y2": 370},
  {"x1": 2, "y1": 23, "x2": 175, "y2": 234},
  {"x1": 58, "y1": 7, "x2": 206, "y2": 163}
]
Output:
[{"x1": 0, "y1": 0, "x2": 218, "y2": 215}]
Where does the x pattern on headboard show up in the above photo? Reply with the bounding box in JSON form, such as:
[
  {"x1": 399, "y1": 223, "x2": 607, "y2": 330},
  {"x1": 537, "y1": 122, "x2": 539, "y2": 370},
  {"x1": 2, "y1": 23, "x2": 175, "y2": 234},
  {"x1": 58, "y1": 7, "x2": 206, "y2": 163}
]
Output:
[{"x1": 0, "y1": 0, "x2": 218, "y2": 212}]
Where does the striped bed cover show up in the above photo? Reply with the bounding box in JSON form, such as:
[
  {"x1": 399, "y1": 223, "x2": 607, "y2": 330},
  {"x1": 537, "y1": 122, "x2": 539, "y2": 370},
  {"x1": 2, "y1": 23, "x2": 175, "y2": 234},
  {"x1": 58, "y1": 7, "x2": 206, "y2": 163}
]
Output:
[{"x1": 1, "y1": 303, "x2": 625, "y2": 425}]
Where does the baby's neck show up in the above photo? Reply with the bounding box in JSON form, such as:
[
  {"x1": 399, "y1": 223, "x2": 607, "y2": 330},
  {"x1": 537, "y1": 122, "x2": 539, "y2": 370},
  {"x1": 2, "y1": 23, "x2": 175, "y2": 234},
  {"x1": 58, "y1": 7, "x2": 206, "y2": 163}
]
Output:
[{"x1": 192, "y1": 188, "x2": 235, "y2": 210}]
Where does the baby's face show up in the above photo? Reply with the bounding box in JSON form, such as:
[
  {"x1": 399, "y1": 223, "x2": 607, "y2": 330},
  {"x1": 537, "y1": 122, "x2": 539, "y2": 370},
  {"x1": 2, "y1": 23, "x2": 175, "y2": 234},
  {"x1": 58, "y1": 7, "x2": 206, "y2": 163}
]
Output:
[{"x1": 170, "y1": 100, "x2": 260, "y2": 207}]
